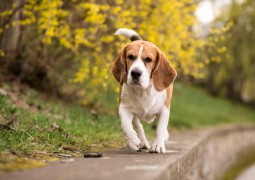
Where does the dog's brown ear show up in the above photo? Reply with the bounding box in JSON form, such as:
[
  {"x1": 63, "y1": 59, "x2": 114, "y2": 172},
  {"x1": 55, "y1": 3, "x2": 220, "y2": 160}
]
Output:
[
  {"x1": 152, "y1": 51, "x2": 177, "y2": 91},
  {"x1": 111, "y1": 46, "x2": 127, "y2": 84}
]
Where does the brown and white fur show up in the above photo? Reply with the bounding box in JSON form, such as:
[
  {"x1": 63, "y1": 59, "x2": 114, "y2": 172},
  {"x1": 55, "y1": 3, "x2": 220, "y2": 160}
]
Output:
[{"x1": 112, "y1": 28, "x2": 177, "y2": 153}]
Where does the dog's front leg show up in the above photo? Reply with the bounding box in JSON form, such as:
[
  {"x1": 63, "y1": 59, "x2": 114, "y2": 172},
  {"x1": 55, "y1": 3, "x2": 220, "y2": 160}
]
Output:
[
  {"x1": 150, "y1": 106, "x2": 170, "y2": 153},
  {"x1": 119, "y1": 104, "x2": 141, "y2": 151},
  {"x1": 133, "y1": 117, "x2": 150, "y2": 149}
]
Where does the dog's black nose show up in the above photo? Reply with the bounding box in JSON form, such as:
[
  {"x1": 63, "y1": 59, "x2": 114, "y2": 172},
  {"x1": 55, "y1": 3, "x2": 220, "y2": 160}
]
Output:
[{"x1": 131, "y1": 69, "x2": 142, "y2": 79}]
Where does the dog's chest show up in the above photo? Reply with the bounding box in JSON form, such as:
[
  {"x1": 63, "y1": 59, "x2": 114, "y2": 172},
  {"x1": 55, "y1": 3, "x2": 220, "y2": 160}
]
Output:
[{"x1": 121, "y1": 84, "x2": 166, "y2": 122}]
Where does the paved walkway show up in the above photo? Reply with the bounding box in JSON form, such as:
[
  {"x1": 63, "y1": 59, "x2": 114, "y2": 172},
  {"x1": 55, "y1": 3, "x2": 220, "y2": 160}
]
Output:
[
  {"x1": 1, "y1": 130, "x2": 203, "y2": 180},
  {"x1": 1, "y1": 125, "x2": 255, "y2": 180}
]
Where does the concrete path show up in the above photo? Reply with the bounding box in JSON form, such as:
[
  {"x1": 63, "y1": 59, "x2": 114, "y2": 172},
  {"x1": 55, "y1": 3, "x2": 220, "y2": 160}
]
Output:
[{"x1": 1, "y1": 125, "x2": 255, "y2": 180}]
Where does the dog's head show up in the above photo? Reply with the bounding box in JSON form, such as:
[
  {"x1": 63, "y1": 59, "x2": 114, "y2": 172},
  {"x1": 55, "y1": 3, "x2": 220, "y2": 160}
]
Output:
[{"x1": 112, "y1": 40, "x2": 177, "y2": 91}]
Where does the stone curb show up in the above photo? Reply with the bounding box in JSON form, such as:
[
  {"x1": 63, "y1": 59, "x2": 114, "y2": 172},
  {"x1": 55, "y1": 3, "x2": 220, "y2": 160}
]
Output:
[{"x1": 160, "y1": 125, "x2": 255, "y2": 180}]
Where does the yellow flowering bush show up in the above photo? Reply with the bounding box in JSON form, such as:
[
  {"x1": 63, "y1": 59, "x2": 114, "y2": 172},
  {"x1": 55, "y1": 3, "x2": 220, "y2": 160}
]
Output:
[{"x1": 0, "y1": 0, "x2": 220, "y2": 106}]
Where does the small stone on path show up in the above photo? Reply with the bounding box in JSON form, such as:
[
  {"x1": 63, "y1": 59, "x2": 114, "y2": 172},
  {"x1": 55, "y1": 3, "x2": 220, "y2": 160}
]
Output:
[{"x1": 83, "y1": 152, "x2": 102, "y2": 158}]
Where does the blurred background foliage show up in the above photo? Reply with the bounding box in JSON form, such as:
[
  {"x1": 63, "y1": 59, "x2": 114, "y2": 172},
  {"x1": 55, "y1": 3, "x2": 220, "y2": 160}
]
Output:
[
  {"x1": 205, "y1": 0, "x2": 255, "y2": 105},
  {"x1": 0, "y1": 0, "x2": 254, "y2": 110}
]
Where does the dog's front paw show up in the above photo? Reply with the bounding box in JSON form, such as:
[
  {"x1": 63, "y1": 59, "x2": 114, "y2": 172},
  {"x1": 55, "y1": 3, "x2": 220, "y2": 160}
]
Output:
[
  {"x1": 140, "y1": 139, "x2": 151, "y2": 150},
  {"x1": 149, "y1": 138, "x2": 166, "y2": 153},
  {"x1": 126, "y1": 136, "x2": 141, "y2": 152}
]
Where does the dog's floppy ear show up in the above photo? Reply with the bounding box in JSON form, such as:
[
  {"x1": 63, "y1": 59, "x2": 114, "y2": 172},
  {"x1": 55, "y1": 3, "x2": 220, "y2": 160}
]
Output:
[
  {"x1": 111, "y1": 46, "x2": 127, "y2": 84},
  {"x1": 152, "y1": 50, "x2": 177, "y2": 91}
]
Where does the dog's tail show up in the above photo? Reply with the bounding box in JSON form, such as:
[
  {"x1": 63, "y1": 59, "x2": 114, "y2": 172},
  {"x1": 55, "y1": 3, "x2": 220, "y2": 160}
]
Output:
[{"x1": 114, "y1": 28, "x2": 142, "y2": 41}]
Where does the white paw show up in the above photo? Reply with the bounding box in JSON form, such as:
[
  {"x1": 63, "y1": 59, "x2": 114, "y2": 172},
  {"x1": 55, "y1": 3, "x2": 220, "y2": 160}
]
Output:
[
  {"x1": 126, "y1": 136, "x2": 141, "y2": 151},
  {"x1": 149, "y1": 139, "x2": 166, "y2": 153},
  {"x1": 140, "y1": 139, "x2": 151, "y2": 149}
]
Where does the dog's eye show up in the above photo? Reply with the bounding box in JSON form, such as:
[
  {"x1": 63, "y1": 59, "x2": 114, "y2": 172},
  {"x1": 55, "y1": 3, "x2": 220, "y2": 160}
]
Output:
[
  {"x1": 128, "y1": 54, "x2": 134, "y2": 60},
  {"x1": 145, "y1": 57, "x2": 152, "y2": 63}
]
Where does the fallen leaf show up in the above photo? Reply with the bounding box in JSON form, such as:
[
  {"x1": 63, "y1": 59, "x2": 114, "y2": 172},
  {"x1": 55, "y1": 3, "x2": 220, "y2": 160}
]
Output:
[
  {"x1": 57, "y1": 153, "x2": 72, "y2": 157},
  {"x1": 0, "y1": 88, "x2": 7, "y2": 96},
  {"x1": 53, "y1": 114, "x2": 63, "y2": 119},
  {"x1": 59, "y1": 158, "x2": 74, "y2": 163},
  {"x1": 0, "y1": 156, "x2": 46, "y2": 172},
  {"x1": 63, "y1": 147, "x2": 75, "y2": 151},
  {"x1": 50, "y1": 123, "x2": 59, "y2": 130}
]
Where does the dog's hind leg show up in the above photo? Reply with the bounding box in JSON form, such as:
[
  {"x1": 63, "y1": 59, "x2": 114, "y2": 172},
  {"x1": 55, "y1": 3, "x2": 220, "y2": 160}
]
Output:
[{"x1": 133, "y1": 117, "x2": 150, "y2": 149}]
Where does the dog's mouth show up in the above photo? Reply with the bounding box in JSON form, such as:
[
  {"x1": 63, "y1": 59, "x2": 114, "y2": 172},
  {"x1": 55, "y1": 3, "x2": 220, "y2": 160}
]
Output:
[{"x1": 130, "y1": 80, "x2": 141, "y2": 86}]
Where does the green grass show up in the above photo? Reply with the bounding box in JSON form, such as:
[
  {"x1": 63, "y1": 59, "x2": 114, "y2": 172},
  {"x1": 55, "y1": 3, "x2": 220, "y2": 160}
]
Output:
[
  {"x1": 0, "y1": 82, "x2": 255, "y2": 171},
  {"x1": 171, "y1": 83, "x2": 255, "y2": 128},
  {"x1": 0, "y1": 86, "x2": 124, "y2": 159}
]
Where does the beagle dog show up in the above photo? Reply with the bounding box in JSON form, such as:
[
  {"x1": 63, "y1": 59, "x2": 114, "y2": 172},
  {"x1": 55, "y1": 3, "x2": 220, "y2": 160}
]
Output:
[{"x1": 112, "y1": 28, "x2": 177, "y2": 153}]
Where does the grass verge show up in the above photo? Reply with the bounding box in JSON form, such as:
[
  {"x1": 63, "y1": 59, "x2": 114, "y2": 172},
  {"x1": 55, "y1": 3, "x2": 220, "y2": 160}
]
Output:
[{"x1": 0, "y1": 84, "x2": 124, "y2": 172}]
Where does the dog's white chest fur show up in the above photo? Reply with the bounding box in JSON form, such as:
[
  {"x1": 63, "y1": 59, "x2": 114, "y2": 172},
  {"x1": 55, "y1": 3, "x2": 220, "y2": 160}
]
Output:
[{"x1": 120, "y1": 83, "x2": 166, "y2": 122}]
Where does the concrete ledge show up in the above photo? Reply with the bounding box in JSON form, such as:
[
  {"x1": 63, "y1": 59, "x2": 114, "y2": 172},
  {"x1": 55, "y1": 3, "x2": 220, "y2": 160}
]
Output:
[
  {"x1": 2, "y1": 125, "x2": 255, "y2": 180},
  {"x1": 162, "y1": 125, "x2": 255, "y2": 180}
]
